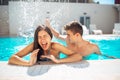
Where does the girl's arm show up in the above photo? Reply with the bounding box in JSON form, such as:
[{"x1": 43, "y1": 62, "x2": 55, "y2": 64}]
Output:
[{"x1": 8, "y1": 43, "x2": 36, "y2": 66}]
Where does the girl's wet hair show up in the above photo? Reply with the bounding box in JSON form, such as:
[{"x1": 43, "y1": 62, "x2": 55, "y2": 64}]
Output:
[{"x1": 33, "y1": 25, "x2": 53, "y2": 62}]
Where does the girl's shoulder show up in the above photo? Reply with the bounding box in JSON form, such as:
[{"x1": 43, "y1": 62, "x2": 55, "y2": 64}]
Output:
[
  {"x1": 51, "y1": 42, "x2": 60, "y2": 46},
  {"x1": 51, "y1": 42, "x2": 62, "y2": 49}
]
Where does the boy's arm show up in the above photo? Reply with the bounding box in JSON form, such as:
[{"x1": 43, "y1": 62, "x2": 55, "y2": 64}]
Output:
[
  {"x1": 55, "y1": 43, "x2": 82, "y2": 63},
  {"x1": 45, "y1": 19, "x2": 66, "y2": 41},
  {"x1": 42, "y1": 43, "x2": 82, "y2": 63},
  {"x1": 94, "y1": 45, "x2": 101, "y2": 55}
]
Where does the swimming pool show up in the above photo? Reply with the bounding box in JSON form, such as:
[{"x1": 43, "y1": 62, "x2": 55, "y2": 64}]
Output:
[{"x1": 0, "y1": 35, "x2": 120, "y2": 61}]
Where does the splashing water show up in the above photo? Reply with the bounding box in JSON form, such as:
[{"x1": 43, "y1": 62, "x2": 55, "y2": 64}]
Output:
[
  {"x1": 49, "y1": 5, "x2": 70, "y2": 33},
  {"x1": 17, "y1": 1, "x2": 70, "y2": 39}
]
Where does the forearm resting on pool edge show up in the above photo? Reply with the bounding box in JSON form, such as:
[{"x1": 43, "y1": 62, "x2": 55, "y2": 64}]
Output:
[
  {"x1": 8, "y1": 55, "x2": 32, "y2": 66},
  {"x1": 57, "y1": 53, "x2": 82, "y2": 64}
]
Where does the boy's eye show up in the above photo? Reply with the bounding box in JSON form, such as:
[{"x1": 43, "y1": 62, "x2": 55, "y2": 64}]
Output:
[
  {"x1": 67, "y1": 34, "x2": 70, "y2": 36},
  {"x1": 44, "y1": 35, "x2": 47, "y2": 37}
]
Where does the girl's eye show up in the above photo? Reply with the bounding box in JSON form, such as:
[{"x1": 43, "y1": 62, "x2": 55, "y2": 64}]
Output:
[
  {"x1": 38, "y1": 35, "x2": 49, "y2": 39},
  {"x1": 44, "y1": 35, "x2": 48, "y2": 38},
  {"x1": 38, "y1": 36, "x2": 42, "y2": 39}
]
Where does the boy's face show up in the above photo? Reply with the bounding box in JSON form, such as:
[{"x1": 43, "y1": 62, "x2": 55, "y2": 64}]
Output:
[{"x1": 66, "y1": 30, "x2": 77, "y2": 43}]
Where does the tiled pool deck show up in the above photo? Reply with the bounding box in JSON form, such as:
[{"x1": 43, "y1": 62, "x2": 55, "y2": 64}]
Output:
[{"x1": 0, "y1": 59, "x2": 120, "y2": 80}]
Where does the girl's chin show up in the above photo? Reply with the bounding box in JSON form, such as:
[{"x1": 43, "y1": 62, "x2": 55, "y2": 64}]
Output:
[{"x1": 42, "y1": 47, "x2": 49, "y2": 50}]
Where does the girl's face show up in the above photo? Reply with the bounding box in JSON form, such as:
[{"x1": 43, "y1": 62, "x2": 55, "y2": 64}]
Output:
[{"x1": 38, "y1": 30, "x2": 51, "y2": 51}]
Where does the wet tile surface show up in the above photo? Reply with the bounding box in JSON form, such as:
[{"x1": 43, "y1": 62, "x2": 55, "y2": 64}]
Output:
[{"x1": 0, "y1": 60, "x2": 120, "y2": 80}]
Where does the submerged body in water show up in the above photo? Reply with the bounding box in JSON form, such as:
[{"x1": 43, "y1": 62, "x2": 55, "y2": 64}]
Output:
[{"x1": 0, "y1": 36, "x2": 120, "y2": 61}]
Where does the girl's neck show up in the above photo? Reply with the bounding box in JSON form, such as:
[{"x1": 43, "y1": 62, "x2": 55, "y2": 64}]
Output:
[{"x1": 44, "y1": 46, "x2": 51, "y2": 55}]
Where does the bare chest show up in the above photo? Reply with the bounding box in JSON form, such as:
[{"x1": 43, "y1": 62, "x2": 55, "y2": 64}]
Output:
[{"x1": 68, "y1": 45, "x2": 94, "y2": 56}]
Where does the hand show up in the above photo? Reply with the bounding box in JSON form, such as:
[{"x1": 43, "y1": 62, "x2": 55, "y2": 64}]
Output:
[
  {"x1": 45, "y1": 19, "x2": 51, "y2": 28},
  {"x1": 29, "y1": 49, "x2": 39, "y2": 66},
  {"x1": 41, "y1": 55, "x2": 59, "y2": 63}
]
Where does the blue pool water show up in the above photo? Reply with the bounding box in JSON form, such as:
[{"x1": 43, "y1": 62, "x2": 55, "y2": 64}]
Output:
[{"x1": 0, "y1": 36, "x2": 120, "y2": 61}]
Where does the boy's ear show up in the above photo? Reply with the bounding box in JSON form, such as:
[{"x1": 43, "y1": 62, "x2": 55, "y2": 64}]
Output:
[{"x1": 75, "y1": 33, "x2": 80, "y2": 37}]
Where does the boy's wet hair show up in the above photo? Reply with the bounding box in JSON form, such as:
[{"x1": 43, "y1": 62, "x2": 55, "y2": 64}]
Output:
[{"x1": 64, "y1": 21, "x2": 83, "y2": 36}]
